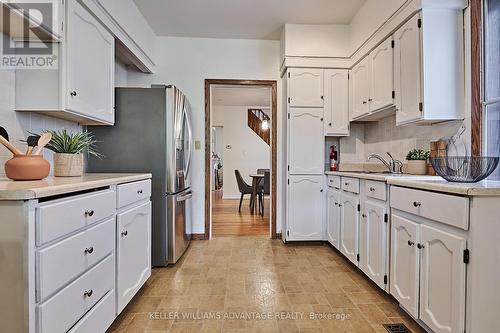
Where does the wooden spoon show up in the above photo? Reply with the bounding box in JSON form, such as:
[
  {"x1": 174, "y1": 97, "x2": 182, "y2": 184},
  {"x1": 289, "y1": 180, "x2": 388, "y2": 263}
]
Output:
[
  {"x1": 34, "y1": 133, "x2": 52, "y2": 155},
  {"x1": 0, "y1": 127, "x2": 23, "y2": 156}
]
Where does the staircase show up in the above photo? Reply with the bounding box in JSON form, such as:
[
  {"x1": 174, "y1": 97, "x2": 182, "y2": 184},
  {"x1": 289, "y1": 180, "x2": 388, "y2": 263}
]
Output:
[{"x1": 248, "y1": 109, "x2": 270, "y2": 145}]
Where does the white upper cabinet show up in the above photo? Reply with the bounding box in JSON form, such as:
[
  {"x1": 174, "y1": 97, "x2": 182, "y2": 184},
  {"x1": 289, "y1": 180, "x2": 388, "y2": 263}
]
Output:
[
  {"x1": 287, "y1": 176, "x2": 324, "y2": 241},
  {"x1": 288, "y1": 68, "x2": 324, "y2": 107},
  {"x1": 369, "y1": 37, "x2": 394, "y2": 112},
  {"x1": 394, "y1": 11, "x2": 464, "y2": 125},
  {"x1": 324, "y1": 69, "x2": 349, "y2": 136},
  {"x1": 419, "y1": 225, "x2": 466, "y2": 333},
  {"x1": 340, "y1": 191, "x2": 359, "y2": 265},
  {"x1": 326, "y1": 189, "x2": 341, "y2": 248},
  {"x1": 360, "y1": 200, "x2": 388, "y2": 290},
  {"x1": 288, "y1": 107, "x2": 324, "y2": 174},
  {"x1": 390, "y1": 214, "x2": 420, "y2": 318},
  {"x1": 66, "y1": 0, "x2": 115, "y2": 124},
  {"x1": 350, "y1": 57, "x2": 370, "y2": 120}
]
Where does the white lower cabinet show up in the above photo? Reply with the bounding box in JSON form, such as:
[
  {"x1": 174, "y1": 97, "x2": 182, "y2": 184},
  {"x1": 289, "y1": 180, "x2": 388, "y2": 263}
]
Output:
[
  {"x1": 391, "y1": 213, "x2": 467, "y2": 332},
  {"x1": 359, "y1": 199, "x2": 388, "y2": 290},
  {"x1": 339, "y1": 191, "x2": 359, "y2": 265},
  {"x1": 287, "y1": 176, "x2": 323, "y2": 241},
  {"x1": 326, "y1": 188, "x2": 341, "y2": 248},
  {"x1": 117, "y1": 201, "x2": 152, "y2": 313}
]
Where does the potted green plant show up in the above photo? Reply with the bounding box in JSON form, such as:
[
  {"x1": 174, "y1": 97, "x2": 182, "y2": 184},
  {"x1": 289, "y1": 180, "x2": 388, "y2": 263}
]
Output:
[
  {"x1": 33, "y1": 129, "x2": 101, "y2": 177},
  {"x1": 406, "y1": 149, "x2": 430, "y2": 175}
]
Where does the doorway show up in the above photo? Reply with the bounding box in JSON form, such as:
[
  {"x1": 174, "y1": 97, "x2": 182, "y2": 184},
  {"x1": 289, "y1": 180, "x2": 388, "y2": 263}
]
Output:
[{"x1": 205, "y1": 79, "x2": 277, "y2": 239}]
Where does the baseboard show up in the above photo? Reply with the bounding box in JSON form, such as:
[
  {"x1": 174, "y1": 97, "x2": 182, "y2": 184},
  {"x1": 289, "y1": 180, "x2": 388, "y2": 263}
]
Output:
[
  {"x1": 275, "y1": 233, "x2": 282, "y2": 239},
  {"x1": 191, "y1": 233, "x2": 206, "y2": 240}
]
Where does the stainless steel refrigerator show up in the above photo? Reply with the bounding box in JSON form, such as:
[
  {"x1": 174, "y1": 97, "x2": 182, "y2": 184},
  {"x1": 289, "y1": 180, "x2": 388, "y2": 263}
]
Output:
[{"x1": 87, "y1": 85, "x2": 193, "y2": 266}]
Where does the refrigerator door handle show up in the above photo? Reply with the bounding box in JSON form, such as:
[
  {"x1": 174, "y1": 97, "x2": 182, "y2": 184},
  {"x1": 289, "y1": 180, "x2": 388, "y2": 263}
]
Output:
[
  {"x1": 184, "y1": 109, "x2": 193, "y2": 180},
  {"x1": 176, "y1": 192, "x2": 193, "y2": 202}
]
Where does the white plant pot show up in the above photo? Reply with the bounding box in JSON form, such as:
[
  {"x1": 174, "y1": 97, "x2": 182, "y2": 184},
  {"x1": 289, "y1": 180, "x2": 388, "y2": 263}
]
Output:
[
  {"x1": 53, "y1": 153, "x2": 84, "y2": 177},
  {"x1": 407, "y1": 160, "x2": 427, "y2": 175}
]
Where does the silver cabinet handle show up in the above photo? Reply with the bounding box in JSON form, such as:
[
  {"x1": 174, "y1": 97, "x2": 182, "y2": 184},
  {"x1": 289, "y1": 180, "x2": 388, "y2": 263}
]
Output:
[
  {"x1": 70, "y1": 91, "x2": 77, "y2": 97},
  {"x1": 84, "y1": 290, "x2": 93, "y2": 297},
  {"x1": 85, "y1": 210, "x2": 94, "y2": 217},
  {"x1": 121, "y1": 230, "x2": 128, "y2": 237},
  {"x1": 408, "y1": 240, "x2": 415, "y2": 246},
  {"x1": 413, "y1": 201, "x2": 421, "y2": 207},
  {"x1": 84, "y1": 247, "x2": 94, "y2": 255},
  {"x1": 137, "y1": 189, "x2": 143, "y2": 194}
]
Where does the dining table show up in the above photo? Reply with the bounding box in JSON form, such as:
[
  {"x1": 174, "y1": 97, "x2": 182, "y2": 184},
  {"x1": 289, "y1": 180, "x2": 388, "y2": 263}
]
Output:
[{"x1": 249, "y1": 173, "x2": 264, "y2": 214}]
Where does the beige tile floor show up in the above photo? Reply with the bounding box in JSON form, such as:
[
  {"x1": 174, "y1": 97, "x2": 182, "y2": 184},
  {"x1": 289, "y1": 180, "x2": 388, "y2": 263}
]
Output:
[{"x1": 108, "y1": 236, "x2": 425, "y2": 333}]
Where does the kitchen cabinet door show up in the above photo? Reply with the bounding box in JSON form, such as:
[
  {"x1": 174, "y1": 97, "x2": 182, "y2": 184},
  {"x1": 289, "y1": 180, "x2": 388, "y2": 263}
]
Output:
[
  {"x1": 360, "y1": 200, "x2": 388, "y2": 290},
  {"x1": 370, "y1": 37, "x2": 394, "y2": 112},
  {"x1": 340, "y1": 191, "x2": 359, "y2": 265},
  {"x1": 350, "y1": 57, "x2": 370, "y2": 120},
  {"x1": 324, "y1": 69, "x2": 349, "y2": 136},
  {"x1": 390, "y1": 214, "x2": 420, "y2": 318},
  {"x1": 65, "y1": 0, "x2": 115, "y2": 124},
  {"x1": 419, "y1": 225, "x2": 466, "y2": 333},
  {"x1": 326, "y1": 188, "x2": 341, "y2": 248},
  {"x1": 117, "y1": 201, "x2": 151, "y2": 313},
  {"x1": 287, "y1": 176, "x2": 324, "y2": 241},
  {"x1": 394, "y1": 13, "x2": 422, "y2": 125},
  {"x1": 288, "y1": 68, "x2": 324, "y2": 107},
  {"x1": 288, "y1": 108, "x2": 324, "y2": 174}
]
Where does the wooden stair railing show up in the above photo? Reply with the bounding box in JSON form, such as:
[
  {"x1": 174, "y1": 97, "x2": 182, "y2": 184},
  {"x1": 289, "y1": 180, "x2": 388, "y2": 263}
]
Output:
[{"x1": 248, "y1": 109, "x2": 270, "y2": 145}]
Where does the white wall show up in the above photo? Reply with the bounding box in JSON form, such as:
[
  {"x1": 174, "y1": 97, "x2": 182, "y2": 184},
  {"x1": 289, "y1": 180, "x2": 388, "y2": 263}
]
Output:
[
  {"x1": 212, "y1": 106, "x2": 270, "y2": 199},
  {"x1": 127, "y1": 36, "x2": 282, "y2": 235},
  {"x1": 283, "y1": 24, "x2": 350, "y2": 58}
]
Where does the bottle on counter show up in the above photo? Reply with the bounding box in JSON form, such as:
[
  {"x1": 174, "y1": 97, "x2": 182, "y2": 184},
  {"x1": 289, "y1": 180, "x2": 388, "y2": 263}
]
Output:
[{"x1": 330, "y1": 145, "x2": 338, "y2": 171}]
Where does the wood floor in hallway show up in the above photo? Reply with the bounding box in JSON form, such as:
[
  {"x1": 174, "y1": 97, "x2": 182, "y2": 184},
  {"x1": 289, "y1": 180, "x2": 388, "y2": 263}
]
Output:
[
  {"x1": 108, "y1": 236, "x2": 425, "y2": 333},
  {"x1": 212, "y1": 191, "x2": 270, "y2": 236}
]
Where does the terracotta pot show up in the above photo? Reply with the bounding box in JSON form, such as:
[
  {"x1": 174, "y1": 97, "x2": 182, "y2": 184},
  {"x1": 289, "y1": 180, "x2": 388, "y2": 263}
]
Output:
[
  {"x1": 407, "y1": 160, "x2": 427, "y2": 175},
  {"x1": 5, "y1": 155, "x2": 50, "y2": 181},
  {"x1": 53, "y1": 153, "x2": 83, "y2": 177}
]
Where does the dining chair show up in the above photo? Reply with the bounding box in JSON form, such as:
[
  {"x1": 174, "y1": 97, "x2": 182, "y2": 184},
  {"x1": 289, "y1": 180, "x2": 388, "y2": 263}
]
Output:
[
  {"x1": 259, "y1": 171, "x2": 270, "y2": 217},
  {"x1": 234, "y1": 170, "x2": 253, "y2": 212}
]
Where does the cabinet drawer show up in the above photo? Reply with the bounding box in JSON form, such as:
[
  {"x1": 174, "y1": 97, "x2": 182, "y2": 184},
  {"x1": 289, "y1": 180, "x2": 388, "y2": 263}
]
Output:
[
  {"x1": 390, "y1": 186, "x2": 469, "y2": 230},
  {"x1": 327, "y1": 175, "x2": 341, "y2": 189},
  {"x1": 36, "y1": 189, "x2": 116, "y2": 246},
  {"x1": 365, "y1": 180, "x2": 387, "y2": 201},
  {"x1": 341, "y1": 177, "x2": 360, "y2": 194},
  {"x1": 36, "y1": 219, "x2": 115, "y2": 302},
  {"x1": 68, "y1": 290, "x2": 115, "y2": 333},
  {"x1": 37, "y1": 255, "x2": 114, "y2": 333},
  {"x1": 117, "y1": 179, "x2": 152, "y2": 208}
]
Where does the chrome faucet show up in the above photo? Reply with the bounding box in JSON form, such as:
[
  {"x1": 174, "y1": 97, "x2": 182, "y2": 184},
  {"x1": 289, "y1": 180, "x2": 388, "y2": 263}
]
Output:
[{"x1": 368, "y1": 152, "x2": 403, "y2": 174}]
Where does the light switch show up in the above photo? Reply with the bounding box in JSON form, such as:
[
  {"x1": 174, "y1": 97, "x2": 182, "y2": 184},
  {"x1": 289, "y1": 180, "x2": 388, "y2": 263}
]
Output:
[{"x1": 195, "y1": 140, "x2": 201, "y2": 150}]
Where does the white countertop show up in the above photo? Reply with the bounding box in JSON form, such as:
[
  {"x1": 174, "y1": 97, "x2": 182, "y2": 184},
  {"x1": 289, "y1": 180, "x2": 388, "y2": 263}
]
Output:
[
  {"x1": 325, "y1": 171, "x2": 500, "y2": 196},
  {"x1": 0, "y1": 173, "x2": 152, "y2": 200}
]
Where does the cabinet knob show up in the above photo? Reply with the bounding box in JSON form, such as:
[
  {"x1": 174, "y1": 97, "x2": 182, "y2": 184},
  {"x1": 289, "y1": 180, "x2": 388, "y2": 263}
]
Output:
[
  {"x1": 84, "y1": 247, "x2": 94, "y2": 255},
  {"x1": 84, "y1": 290, "x2": 93, "y2": 297},
  {"x1": 85, "y1": 210, "x2": 94, "y2": 217},
  {"x1": 70, "y1": 91, "x2": 77, "y2": 97},
  {"x1": 137, "y1": 189, "x2": 143, "y2": 194},
  {"x1": 369, "y1": 187, "x2": 375, "y2": 192},
  {"x1": 334, "y1": 202, "x2": 338, "y2": 206},
  {"x1": 320, "y1": 117, "x2": 324, "y2": 122},
  {"x1": 329, "y1": 122, "x2": 332, "y2": 126},
  {"x1": 121, "y1": 230, "x2": 128, "y2": 237},
  {"x1": 408, "y1": 240, "x2": 415, "y2": 246},
  {"x1": 320, "y1": 189, "x2": 323, "y2": 193},
  {"x1": 362, "y1": 100, "x2": 367, "y2": 104},
  {"x1": 362, "y1": 214, "x2": 367, "y2": 218},
  {"x1": 338, "y1": 204, "x2": 342, "y2": 207},
  {"x1": 417, "y1": 243, "x2": 425, "y2": 249},
  {"x1": 344, "y1": 182, "x2": 349, "y2": 186},
  {"x1": 368, "y1": 98, "x2": 373, "y2": 102},
  {"x1": 321, "y1": 95, "x2": 324, "y2": 100},
  {"x1": 413, "y1": 201, "x2": 421, "y2": 207}
]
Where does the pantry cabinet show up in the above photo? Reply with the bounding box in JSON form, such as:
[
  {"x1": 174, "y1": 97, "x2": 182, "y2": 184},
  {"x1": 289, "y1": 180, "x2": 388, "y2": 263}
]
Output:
[
  {"x1": 288, "y1": 68, "x2": 324, "y2": 107},
  {"x1": 350, "y1": 57, "x2": 370, "y2": 120},
  {"x1": 340, "y1": 191, "x2": 359, "y2": 265},
  {"x1": 288, "y1": 107, "x2": 324, "y2": 174},
  {"x1": 287, "y1": 176, "x2": 324, "y2": 241},
  {"x1": 326, "y1": 188, "x2": 341, "y2": 248},
  {"x1": 324, "y1": 69, "x2": 349, "y2": 136}
]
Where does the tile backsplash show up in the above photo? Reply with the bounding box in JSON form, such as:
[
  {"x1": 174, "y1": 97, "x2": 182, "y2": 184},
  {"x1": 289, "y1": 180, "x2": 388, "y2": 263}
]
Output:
[{"x1": 0, "y1": 65, "x2": 80, "y2": 177}]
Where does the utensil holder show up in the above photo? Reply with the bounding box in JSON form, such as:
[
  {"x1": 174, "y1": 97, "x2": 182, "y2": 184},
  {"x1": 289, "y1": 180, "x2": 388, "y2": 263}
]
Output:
[{"x1": 5, "y1": 155, "x2": 50, "y2": 181}]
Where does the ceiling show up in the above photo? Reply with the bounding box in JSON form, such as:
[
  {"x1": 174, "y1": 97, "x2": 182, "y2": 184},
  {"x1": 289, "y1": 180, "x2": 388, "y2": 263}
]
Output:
[
  {"x1": 212, "y1": 86, "x2": 271, "y2": 107},
  {"x1": 133, "y1": 0, "x2": 366, "y2": 40}
]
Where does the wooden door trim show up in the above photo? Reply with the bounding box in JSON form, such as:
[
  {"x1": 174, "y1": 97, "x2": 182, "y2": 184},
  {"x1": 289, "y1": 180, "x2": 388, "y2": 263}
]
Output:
[
  {"x1": 204, "y1": 79, "x2": 278, "y2": 239},
  {"x1": 471, "y1": 0, "x2": 482, "y2": 156}
]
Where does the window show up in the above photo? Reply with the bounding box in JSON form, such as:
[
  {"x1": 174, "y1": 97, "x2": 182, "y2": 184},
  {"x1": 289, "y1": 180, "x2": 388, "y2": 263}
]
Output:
[{"x1": 483, "y1": 0, "x2": 500, "y2": 180}]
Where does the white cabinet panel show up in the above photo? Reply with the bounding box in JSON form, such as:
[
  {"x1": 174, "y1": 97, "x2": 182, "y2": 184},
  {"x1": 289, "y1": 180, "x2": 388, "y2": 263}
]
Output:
[
  {"x1": 394, "y1": 13, "x2": 422, "y2": 125},
  {"x1": 288, "y1": 68, "x2": 324, "y2": 107},
  {"x1": 66, "y1": 0, "x2": 115, "y2": 123},
  {"x1": 340, "y1": 191, "x2": 359, "y2": 265},
  {"x1": 360, "y1": 200, "x2": 388, "y2": 290},
  {"x1": 370, "y1": 37, "x2": 394, "y2": 112},
  {"x1": 288, "y1": 108, "x2": 324, "y2": 174},
  {"x1": 117, "y1": 201, "x2": 152, "y2": 313},
  {"x1": 390, "y1": 214, "x2": 420, "y2": 318},
  {"x1": 419, "y1": 225, "x2": 466, "y2": 333},
  {"x1": 324, "y1": 69, "x2": 349, "y2": 136},
  {"x1": 326, "y1": 188, "x2": 341, "y2": 248},
  {"x1": 350, "y1": 57, "x2": 370, "y2": 120},
  {"x1": 287, "y1": 176, "x2": 323, "y2": 241}
]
